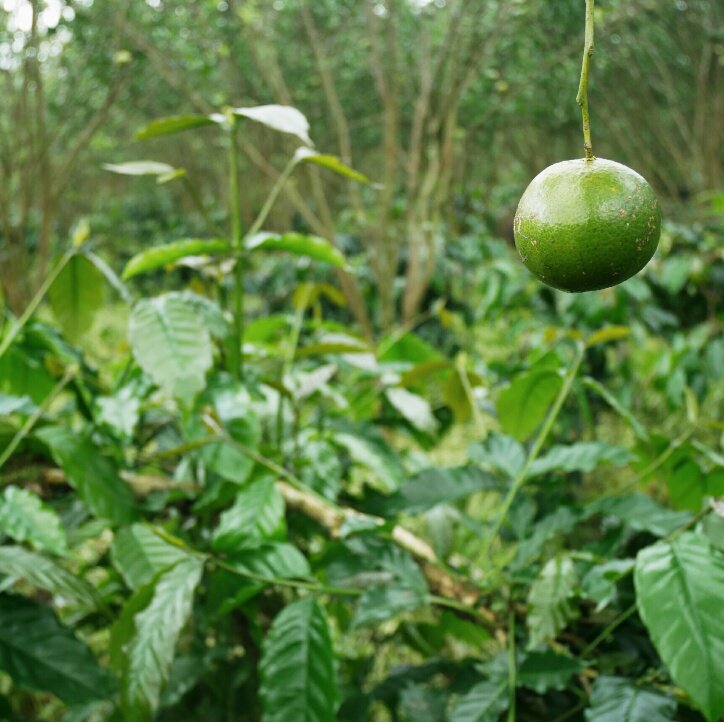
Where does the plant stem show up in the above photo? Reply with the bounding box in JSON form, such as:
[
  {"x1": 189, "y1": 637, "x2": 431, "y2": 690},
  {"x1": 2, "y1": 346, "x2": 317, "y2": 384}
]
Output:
[
  {"x1": 0, "y1": 365, "x2": 78, "y2": 471},
  {"x1": 483, "y1": 341, "x2": 586, "y2": 558},
  {"x1": 0, "y1": 248, "x2": 75, "y2": 362},
  {"x1": 507, "y1": 609, "x2": 517, "y2": 722},
  {"x1": 576, "y1": 0, "x2": 595, "y2": 160},
  {"x1": 579, "y1": 603, "x2": 636, "y2": 658},
  {"x1": 227, "y1": 116, "x2": 244, "y2": 381},
  {"x1": 245, "y1": 155, "x2": 298, "y2": 240}
]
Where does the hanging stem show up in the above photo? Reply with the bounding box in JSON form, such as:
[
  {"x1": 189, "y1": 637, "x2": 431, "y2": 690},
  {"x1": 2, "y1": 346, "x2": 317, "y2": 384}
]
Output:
[
  {"x1": 227, "y1": 116, "x2": 244, "y2": 381},
  {"x1": 576, "y1": 0, "x2": 595, "y2": 160}
]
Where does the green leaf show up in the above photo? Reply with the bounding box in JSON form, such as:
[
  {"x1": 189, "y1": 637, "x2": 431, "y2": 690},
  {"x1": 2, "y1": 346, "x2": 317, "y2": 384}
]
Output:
[
  {"x1": 35, "y1": 426, "x2": 137, "y2": 524},
  {"x1": 450, "y1": 678, "x2": 508, "y2": 722},
  {"x1": 259, "y1": 597, "x2": 338, "y2": 722},
  {"x1": 666, "y1": 459, "x2": 706, "y2": 511},
  {"x1": 0, "y1": 486, "x2": 67, "y2": 555},
  {"x1": 591, "y1": 493, "x2": 691, "y2": 537},
  {"x1": 0, "y1": 594, "x2": 114, "y2": 704},
  {"x1": 293, "y1": 147, "x2": 368, "y2": 183},
  {"x1": 135, "y1": 114, "x2": 219, "y2": 140},
  {"x1": 469, "y1": 433, "x2": 526, "y2": 479},
  {"x1": 585, "y1": 676, "x2": 676, "y2": 722},
  {"x1": 232, "y1": 104, "x2": 312, "y2": 146},
  {"x1": 128, "y1": 294, "x2": 213, "y2": 405},
  {"x1": 121, "y1": 557, "x2": 204, "y2": 722},
  {"x1": 122, "y1": 239, "x2": 229, "y2": 280},
  {"x1": 374, "y1": 466, "x2": 500, "y2": 516},
  {"x1": 634, "y1": 533, "x2": 724, "y2": 722},
  {"x1": 111, "y1": 524, "x2": 190, "y2": 591},
  {"x1": 518, "y1": 651, "x2": 583, "y2": 693},
  {"x1": 498, "y1": 370, "x2": 563, "y2": 441},
  {"x1": 212, "y1": 477, "x2": 285, "y2": 552},
  {"x1": 48, "y1": 254, "x2": 105, "y2": 343},
  {"x1": 352, "y1": 583, "x2": 425, "y2": 628},
  {"x1": 247, "y1": 232, "x2": 346, "y2": 268},
  {"x1": 526, "y1": 555, "x2": 578, "y2": 647},
  {"x1": 102, "y1": 160, "x2": 176, "y2": 176},
  {"x1": 529, "y1": 442, "x2": 636, "y2": 477},
  {"x1": 171, "y1": 291, "x2": 232, "y2": 341},
  {"x1": 0, "y1": 546, "x2": 100, "y2": 610},
  {"x1": 385, "y1": 387, "x2": 438, "y2": 434},
  {"x1": 334, "y1": 428, "x2": 405, "y2": 493},
  {"x1": 580, "y1": 559, "x2": 635, "y2": 612}
]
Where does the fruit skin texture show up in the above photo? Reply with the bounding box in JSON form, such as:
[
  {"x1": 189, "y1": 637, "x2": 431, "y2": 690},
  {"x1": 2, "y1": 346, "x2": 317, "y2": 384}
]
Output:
[{"x1": 514, "y1": 158, "x2": 661, "y2": 292}]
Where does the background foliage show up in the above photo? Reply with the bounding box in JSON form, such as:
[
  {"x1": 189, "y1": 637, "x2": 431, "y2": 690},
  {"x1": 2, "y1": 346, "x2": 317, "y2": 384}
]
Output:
[{"x1": 0, "y1": 1, "x2": 722, "y2": 721}]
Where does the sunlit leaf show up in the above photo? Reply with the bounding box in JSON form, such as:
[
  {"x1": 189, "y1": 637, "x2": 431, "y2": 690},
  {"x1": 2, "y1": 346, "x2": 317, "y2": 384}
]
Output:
[
  {"x1": 498, "y1": 370, "x2": 562, "y2": 442},
  {"x1": 0, "y1": 486, "x2": 67, "y2": 555},
  {"x1": 122, "y1": 239, "x2": 229, "y2": 280},
  {"x1": 293, "y1": 147, "x2": 368, "y2": 183},
  {"x1": 232, "y1": 104, "x2": 313, "y2": 146},
  {"x1": 527, "y1": 555, "x2": 578, "y2": 647},
  {"x1": 135, "y1": 114, "x2": 220, "y2": 140},
  {"x1": 102, "y1": 160, "x2": 176, "y2": 176},
  {"x1": 247, "y1": 232, "x2": 346, "y2": 268}
]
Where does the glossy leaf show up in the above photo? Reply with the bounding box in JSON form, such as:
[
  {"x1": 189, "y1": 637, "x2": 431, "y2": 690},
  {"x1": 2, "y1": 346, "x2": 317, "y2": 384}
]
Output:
[
  {"x1": 212, "y1": 477, "x2": 285, "y2": 552},
  {"x1": 0, "y1": 546, "x2": 100, "y2": 609},
  {"x1": 122, "y1": 239, "x2": 229, "y2": 280},
  {"x1": 450, "y1": 678, "x2": 508, "y2": 722},
  {"x1": 0, "y1": 594, "x2": 114, "y2": 704},
  {"x1": 135, "y1": 114, "x2": 219, "y2": 140},
  {"x1": 293, "y1": 147, "x2": 368, "y2": 183},
  {"x1": 36, "y1": 426, "x2": 137, "y2": 524},
  {"x1": 334, "y1": 428, "x2": 405, "y2": 493},
  {"x1": 498, "y1": 370, "x2": 562, "y2": 441},
  {"x1": 259, "y1": 597, "x2": 338, "y2": 722},
  {"x1": 0, "y1": 486, "x2": 67, "y2": 555},
  {"x1": 121, "y1": 557, "x2": 204, "y2": 722},
  {"x1": 634, "y1": 533, "x2": 724, "y2": 721},
  {"x1": 527, "y1": 555, "x2": 578, "y2": 647},
  {"x1": 585, "y1": 676, "x2": 676, "y2": 722},
  {"x1": 128, "y1": 294, "x2": 213, "y2": 405},
  {"x1": 518, "y1": 651, "x2": 583, "y2": 693},
  {"x1": 48, "y1": 254, "x2": 105, "y2": 343},
  {"x1": 111, "y1": 524, "x2": 189, "y2": 590},
  {"x1": 232, "y1": 104, "x2": 312, "y2": 145},
  {"x1": 247, "y1": 232, "x2": 346, "y2": 268},
  {"x1": 352, "y1": 583, "x2": 425, "y2": 628}
]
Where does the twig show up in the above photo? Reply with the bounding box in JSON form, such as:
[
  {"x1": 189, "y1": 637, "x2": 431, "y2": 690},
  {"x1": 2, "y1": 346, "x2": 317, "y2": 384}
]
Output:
[{"x1": 576, "y1": 0, "x2": 596, "y2": 159}]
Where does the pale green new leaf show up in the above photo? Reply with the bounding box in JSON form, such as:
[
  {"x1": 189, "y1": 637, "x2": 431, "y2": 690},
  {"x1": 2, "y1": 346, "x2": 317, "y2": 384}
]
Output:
[
  {"x1": 259, "y1": 598, "x2": 338, "y2": 722},
  {"x1": 0, "y1": 594, "x2": 114, "y2": 704},
  {"x1": 247, "y1": 232, "x2": 346, "y2": 268},
  {"x1": 122, "y1": 239, "x2": 229, "y2": 280},
  {"x1": 634, "y1": 533, "x2": 724, "y2": 722},
  {"x1": 122, "y1": 557, "x2": 204, "y2": 722},
  {"x1": 527, "y1": 555, "x2": 578, "y2": 647},
  {"x1": 128, "y1": 294, "x2": 213, "y2": 405},
  {"x1": 135, "y1": 114, "x2": 220, "y2": 140},
  {"x1": 212, "y1": 477, "x2": 285, "y2": 552},
  {"x1": 334, "y1": 429, "x2": 405, "y2": 493},
  {"x1": 385, "y1": 387, "x2": 438, "y2": 434},
  {"x1": 293, "y1": 147, "x2": 369, "y2": 183},
  {"x1": 0, "y1": 486, "x2": 67, "y2": 555},
  {"x1": 0, "y1": 546, "x2": 99, "y2": 610},
  {"x1": 111, "y1": 524, "x2": 190, "y2": 590},
  {"x1": 102, "y1": 160, "x2": 175, "y2": 176},
  {"x1": 232, "y1": 104, "x2": 312, "y2": 145},
  {"x1": 36, "y1": 426, "x2": 138, "y2": 524},
  {"x1": 585, "y1": 676, "x2": 676, "y2": 722},
  {"x1": 450, "y1": 678, "x2": 508, "y2": 722},
  {"x1": 48, "y1": 254, "x2": 105, "y2": 343}
]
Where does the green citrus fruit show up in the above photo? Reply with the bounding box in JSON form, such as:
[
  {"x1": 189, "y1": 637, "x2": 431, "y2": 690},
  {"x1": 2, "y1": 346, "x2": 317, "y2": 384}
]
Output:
[{"x1": 513, "y1": 158, "x2": 661, "y2": 292}]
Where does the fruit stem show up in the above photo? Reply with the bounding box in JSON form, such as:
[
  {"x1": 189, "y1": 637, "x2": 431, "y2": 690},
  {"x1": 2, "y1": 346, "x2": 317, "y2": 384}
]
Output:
[{"x1": 576, "y1": 0, "x2": 595, "y2": 160}]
